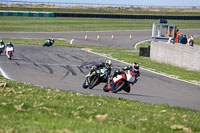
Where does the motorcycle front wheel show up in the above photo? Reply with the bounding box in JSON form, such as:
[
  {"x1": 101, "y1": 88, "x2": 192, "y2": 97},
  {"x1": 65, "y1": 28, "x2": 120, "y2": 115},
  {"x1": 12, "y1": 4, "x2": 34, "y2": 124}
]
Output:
[
  {"x1": 103, "y1": 84, "x2": 109, "y2": 92},
  {"x1": 112, "y1": 80, "x2": 126, "y2": 93},
  {"x1": 89, "y1": 76, "x2": 100, "y2": 89}
]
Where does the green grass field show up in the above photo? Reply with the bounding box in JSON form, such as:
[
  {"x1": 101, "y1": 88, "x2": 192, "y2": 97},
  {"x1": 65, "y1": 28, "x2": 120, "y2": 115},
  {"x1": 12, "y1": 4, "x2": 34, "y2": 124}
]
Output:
[
  {"x1": 194, "y1": 36, "x2": 200, "y2": 45},
  {"x1": 0, "y1": 16, "x2": 200, "y2": 32},
  {"x1": 0, "y1": 74, "x2": 200, "y2": 133}
]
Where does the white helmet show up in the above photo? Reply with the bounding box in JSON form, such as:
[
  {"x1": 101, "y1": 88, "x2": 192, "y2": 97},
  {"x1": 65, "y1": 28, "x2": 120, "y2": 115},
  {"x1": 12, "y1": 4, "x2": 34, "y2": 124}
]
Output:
[{"x1": 132, "y1": 62, "x2": 139, "y2": 70}]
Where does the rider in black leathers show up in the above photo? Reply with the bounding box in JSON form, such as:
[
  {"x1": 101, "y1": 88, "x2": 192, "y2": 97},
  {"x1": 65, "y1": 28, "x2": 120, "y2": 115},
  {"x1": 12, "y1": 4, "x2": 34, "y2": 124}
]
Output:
[
  {"x1": 0, "y1": 40, "x2": 5, "y2": 48},
  {"x1": 5, "y1": 41, "x2": 14, "y2": 52},
  {"x1": 112, "y1": 62, "x2": 140, "y2": 93},
  {"x1": 89, "y1": 60, "x2": 112, "y2": 82},
  {"x1": 86, "y1": 60, "x2": 112, "y2": 85}
]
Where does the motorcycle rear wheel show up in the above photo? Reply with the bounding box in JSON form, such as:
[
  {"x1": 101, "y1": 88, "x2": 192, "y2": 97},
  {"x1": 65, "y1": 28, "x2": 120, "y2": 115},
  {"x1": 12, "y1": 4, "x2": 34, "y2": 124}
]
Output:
[{"x1": 82, "y1": 80, "x2": 88, "y2": 89}]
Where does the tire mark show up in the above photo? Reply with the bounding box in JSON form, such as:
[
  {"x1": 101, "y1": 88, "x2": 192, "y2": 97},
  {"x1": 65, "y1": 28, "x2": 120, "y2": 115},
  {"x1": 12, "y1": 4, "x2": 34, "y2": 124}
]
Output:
[
  {"x1": 15, "y1": 62, "x2": 20, "y2": 66},
  {"x1": 71, "y1": 55, "x2": 85, "y2": 62},
  {"x1": 48, "y1": 58, "x2": 58, "y2": 63},
  {"x1": 61, "y1": 65, "x2": 77, "y2": 76},
  {"x1": 60, "y1": 71, "x2": 70, "y2": 80},
  {"x1": 20, "y1": 53, "x2": 39, "y2": 67},
  {"x1": 20, "y1": 53, "x2": 47, "y2": 74},
  {"x1": 77, "y1": 66, "x2": 85, "y2": 74},
  {"x1": 56, "y1": 54, "x2": 69, "y2": 61},
  {"x1": 60, "y1": 65, "x2": 77, "y2": 80},
  {"x1": 41, "y1": 64, "x2": 53, "y2": 74},
  {"x1": 80, "y1": 61, "x2": 98, "y2": 69}
]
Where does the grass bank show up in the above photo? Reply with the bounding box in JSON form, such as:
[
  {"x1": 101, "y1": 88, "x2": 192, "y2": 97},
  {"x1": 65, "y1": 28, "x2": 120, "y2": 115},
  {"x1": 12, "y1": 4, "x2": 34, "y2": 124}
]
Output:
[
  {"x1": 0, "y1": 16, "x2": 200, "y2": 32},
  {"x1": 0, "y1": 73, "x2": 200, "y2": 133},
  {"x1": 194, "y1": 36, "x2": 200, "y2": 45}
]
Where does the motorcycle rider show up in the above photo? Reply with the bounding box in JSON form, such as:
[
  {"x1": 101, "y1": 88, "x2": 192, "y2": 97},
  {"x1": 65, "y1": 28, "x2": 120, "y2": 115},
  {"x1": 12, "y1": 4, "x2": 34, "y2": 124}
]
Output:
[
  {"x1": 112, "y1": 62, "x2": 140, "y2": 93},
  {"x1": 0, "y1": 40, "x2": 5, "y2": 51},
  {"x1": 5, "y1": 41, "x2": 14, "y2": 52},
  {"x1": 43, "y1": 38, "x2": 54, "y2": 47},
  {"x1": 85, "y1": 60, "x2": 112, "y2": 86},
  {"x1": 0, "y1": 40, "x2": 5, "y2": 46}
]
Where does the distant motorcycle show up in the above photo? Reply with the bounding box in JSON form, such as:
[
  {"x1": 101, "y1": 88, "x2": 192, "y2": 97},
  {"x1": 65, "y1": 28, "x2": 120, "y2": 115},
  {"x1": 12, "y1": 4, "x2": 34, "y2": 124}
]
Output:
[
  {"x1": 43, "y1": 39, "x2": 54, "y2": 47},
  {"x1": 5, "y1": 46, "x2": 14, "y2": 60},
  {"x1": 83, "y1": 68, "x2": 107, "y2": 89},
  {"x1": 103, "y1": 70, "x2": 136, "y2": 93}
]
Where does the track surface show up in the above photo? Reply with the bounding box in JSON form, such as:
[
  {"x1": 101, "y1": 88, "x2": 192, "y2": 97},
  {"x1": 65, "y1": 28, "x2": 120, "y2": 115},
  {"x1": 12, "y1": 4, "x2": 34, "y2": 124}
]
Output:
[{"x1": 0, "y1": 29, "x2": 200, "y2": 111}]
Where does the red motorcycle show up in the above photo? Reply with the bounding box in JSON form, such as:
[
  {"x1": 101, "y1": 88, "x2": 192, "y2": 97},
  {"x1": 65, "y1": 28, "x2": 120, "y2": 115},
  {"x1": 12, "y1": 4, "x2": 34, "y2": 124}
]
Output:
[{"x1": 103, "y1": 70, "x2": 136, "y2": 93}]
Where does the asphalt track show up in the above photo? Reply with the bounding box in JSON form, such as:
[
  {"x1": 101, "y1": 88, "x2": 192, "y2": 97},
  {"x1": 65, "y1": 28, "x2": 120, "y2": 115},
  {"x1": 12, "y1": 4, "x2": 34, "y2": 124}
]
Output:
[{"x1": 0, "y1": 29, "x2": 200, "y2": 111}]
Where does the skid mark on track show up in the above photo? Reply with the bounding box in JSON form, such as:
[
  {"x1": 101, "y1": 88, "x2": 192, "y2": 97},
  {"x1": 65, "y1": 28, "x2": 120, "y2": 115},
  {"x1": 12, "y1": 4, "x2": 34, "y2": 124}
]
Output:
[
  {"x1": 56, "y1": 54, "x2": 69, "y2": 61},
  {"x1": 60, "y1": 71, "x2": 70, "y2": 80},
  {"x1": 15, "y1": 62, "x2": 20, "y2": 66},
  {"x1": 71, "y1": 55, "x2": 85, "y2": 62},
  {"x1": 60, "y1": 65, "x2": 77, "y2": 80},
  {"x1": 77, "y1": 66, "x2": 85, "y2": 74},
  {"x1": 20, "y1": 53, "x2": 51, "y2": 74},
  {"x1": 20, "y1": 53, "x2": 39, "y2": 67},
  {"x1": 41, "y1": 64, "x2": 54, "y2": 74},
  {"x1": 48, "y1": 58, "x2": 58, "y2": 63}
]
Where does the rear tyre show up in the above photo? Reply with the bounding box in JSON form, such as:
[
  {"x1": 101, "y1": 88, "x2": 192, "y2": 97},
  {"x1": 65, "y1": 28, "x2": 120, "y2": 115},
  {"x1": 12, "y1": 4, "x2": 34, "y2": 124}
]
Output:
[
  {"x1": 112, "y1": 80, "x2": 125, "y2": 93},
  {"x1": 8, "y1": 54, "x2": 12, "y2": 60}
]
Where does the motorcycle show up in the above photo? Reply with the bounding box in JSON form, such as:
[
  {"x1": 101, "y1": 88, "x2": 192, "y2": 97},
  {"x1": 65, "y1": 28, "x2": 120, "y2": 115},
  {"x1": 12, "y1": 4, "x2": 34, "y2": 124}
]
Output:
[
  {"x1": 5, "y1": 46, "x2": 14, "y2": 60},
  {"x1": 103, "y1": 70, "x2": 136, "y2": 93},
  {"x1": 0, "y1": 44, "x2": 5, "y2": 55},
  {"x1": 43, "y1": 40, "x2": 54, "y2": 47},
  {"x1": 83, "y1": 68, "x2": 107, "y2": 89}
]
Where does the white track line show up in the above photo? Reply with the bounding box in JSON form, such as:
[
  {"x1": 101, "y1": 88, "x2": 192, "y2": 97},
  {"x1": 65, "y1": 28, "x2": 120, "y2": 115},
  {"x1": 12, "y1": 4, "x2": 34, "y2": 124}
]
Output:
[
  {"x1": 82, "y1": 48, "x2": 200, "y2": 86},
  {"x1": 134, "y1": 39, "x2": 152, "y2": 49},
  {"x1": 0, "y1": 65, "x2": 10, "y2": 79}
]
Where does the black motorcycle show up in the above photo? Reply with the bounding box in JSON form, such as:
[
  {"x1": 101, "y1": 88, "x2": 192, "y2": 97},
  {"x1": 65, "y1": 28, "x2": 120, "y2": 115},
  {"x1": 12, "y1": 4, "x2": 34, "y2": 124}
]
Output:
[{"x1": 83, "y1": 68, "x2": 107, "y2": 89}]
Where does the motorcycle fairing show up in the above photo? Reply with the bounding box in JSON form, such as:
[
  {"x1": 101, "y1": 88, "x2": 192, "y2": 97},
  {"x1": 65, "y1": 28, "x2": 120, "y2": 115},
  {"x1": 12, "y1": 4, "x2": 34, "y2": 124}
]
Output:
[
  {"x1": 126, "y1": 71, "x2": 135, "y2": 83},
  {"x1": 113, "y1": 74, "x2": 125, "y2": 83}
]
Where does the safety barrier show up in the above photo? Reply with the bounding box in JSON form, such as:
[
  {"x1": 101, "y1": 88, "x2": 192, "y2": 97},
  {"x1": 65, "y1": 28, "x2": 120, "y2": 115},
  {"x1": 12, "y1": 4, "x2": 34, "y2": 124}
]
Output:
[
  {"x1": 55, "y1": 12, "x2": 200, "y2": 20},
  {"x1": 0, "y1": 11, "x2": 55, "y2": 17},
  {"x1": 150, "y1": 42, "x2": 200, "y2": 71},
  {"x1": 1, "y1": 11, "x2": 200, "y2": 20}
]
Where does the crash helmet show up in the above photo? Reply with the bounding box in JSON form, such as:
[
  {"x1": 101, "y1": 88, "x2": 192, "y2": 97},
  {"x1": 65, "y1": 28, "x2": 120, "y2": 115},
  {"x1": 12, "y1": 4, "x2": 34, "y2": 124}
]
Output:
[
  {"x1": 8, "y1": 41, "x2": 12, "y2": 44},
  {"x1": 0, "y1": 40, "x2": 3, "y2": 43},
  {"x1": 51, "y1": 38, "x2": 54, "y2": 41},
  {"x1": 132, "y1": 62, "x2": 139, "y2": 71},
  {"x1": 105, "y1": 60, "x2": 112, "y2": 68}
]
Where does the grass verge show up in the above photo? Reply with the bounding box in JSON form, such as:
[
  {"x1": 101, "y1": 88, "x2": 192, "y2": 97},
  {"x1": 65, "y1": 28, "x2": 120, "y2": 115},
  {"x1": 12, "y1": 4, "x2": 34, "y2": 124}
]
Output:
[
  {"x1": 0, "y1": 74, "x2": 200, "y2": 133},
  {"x1": 0, "y1": 16, "x2": 200, "y2": 32},
  {"x1": 194, "y1": 36, "x2": 200, "y2": 45}
]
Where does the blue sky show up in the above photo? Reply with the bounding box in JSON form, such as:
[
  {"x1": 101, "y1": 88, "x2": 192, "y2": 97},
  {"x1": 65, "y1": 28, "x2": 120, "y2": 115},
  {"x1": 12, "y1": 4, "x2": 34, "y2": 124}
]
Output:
[{"x1": 5, "y1": 0, "x2": 200, "y2": 7}]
